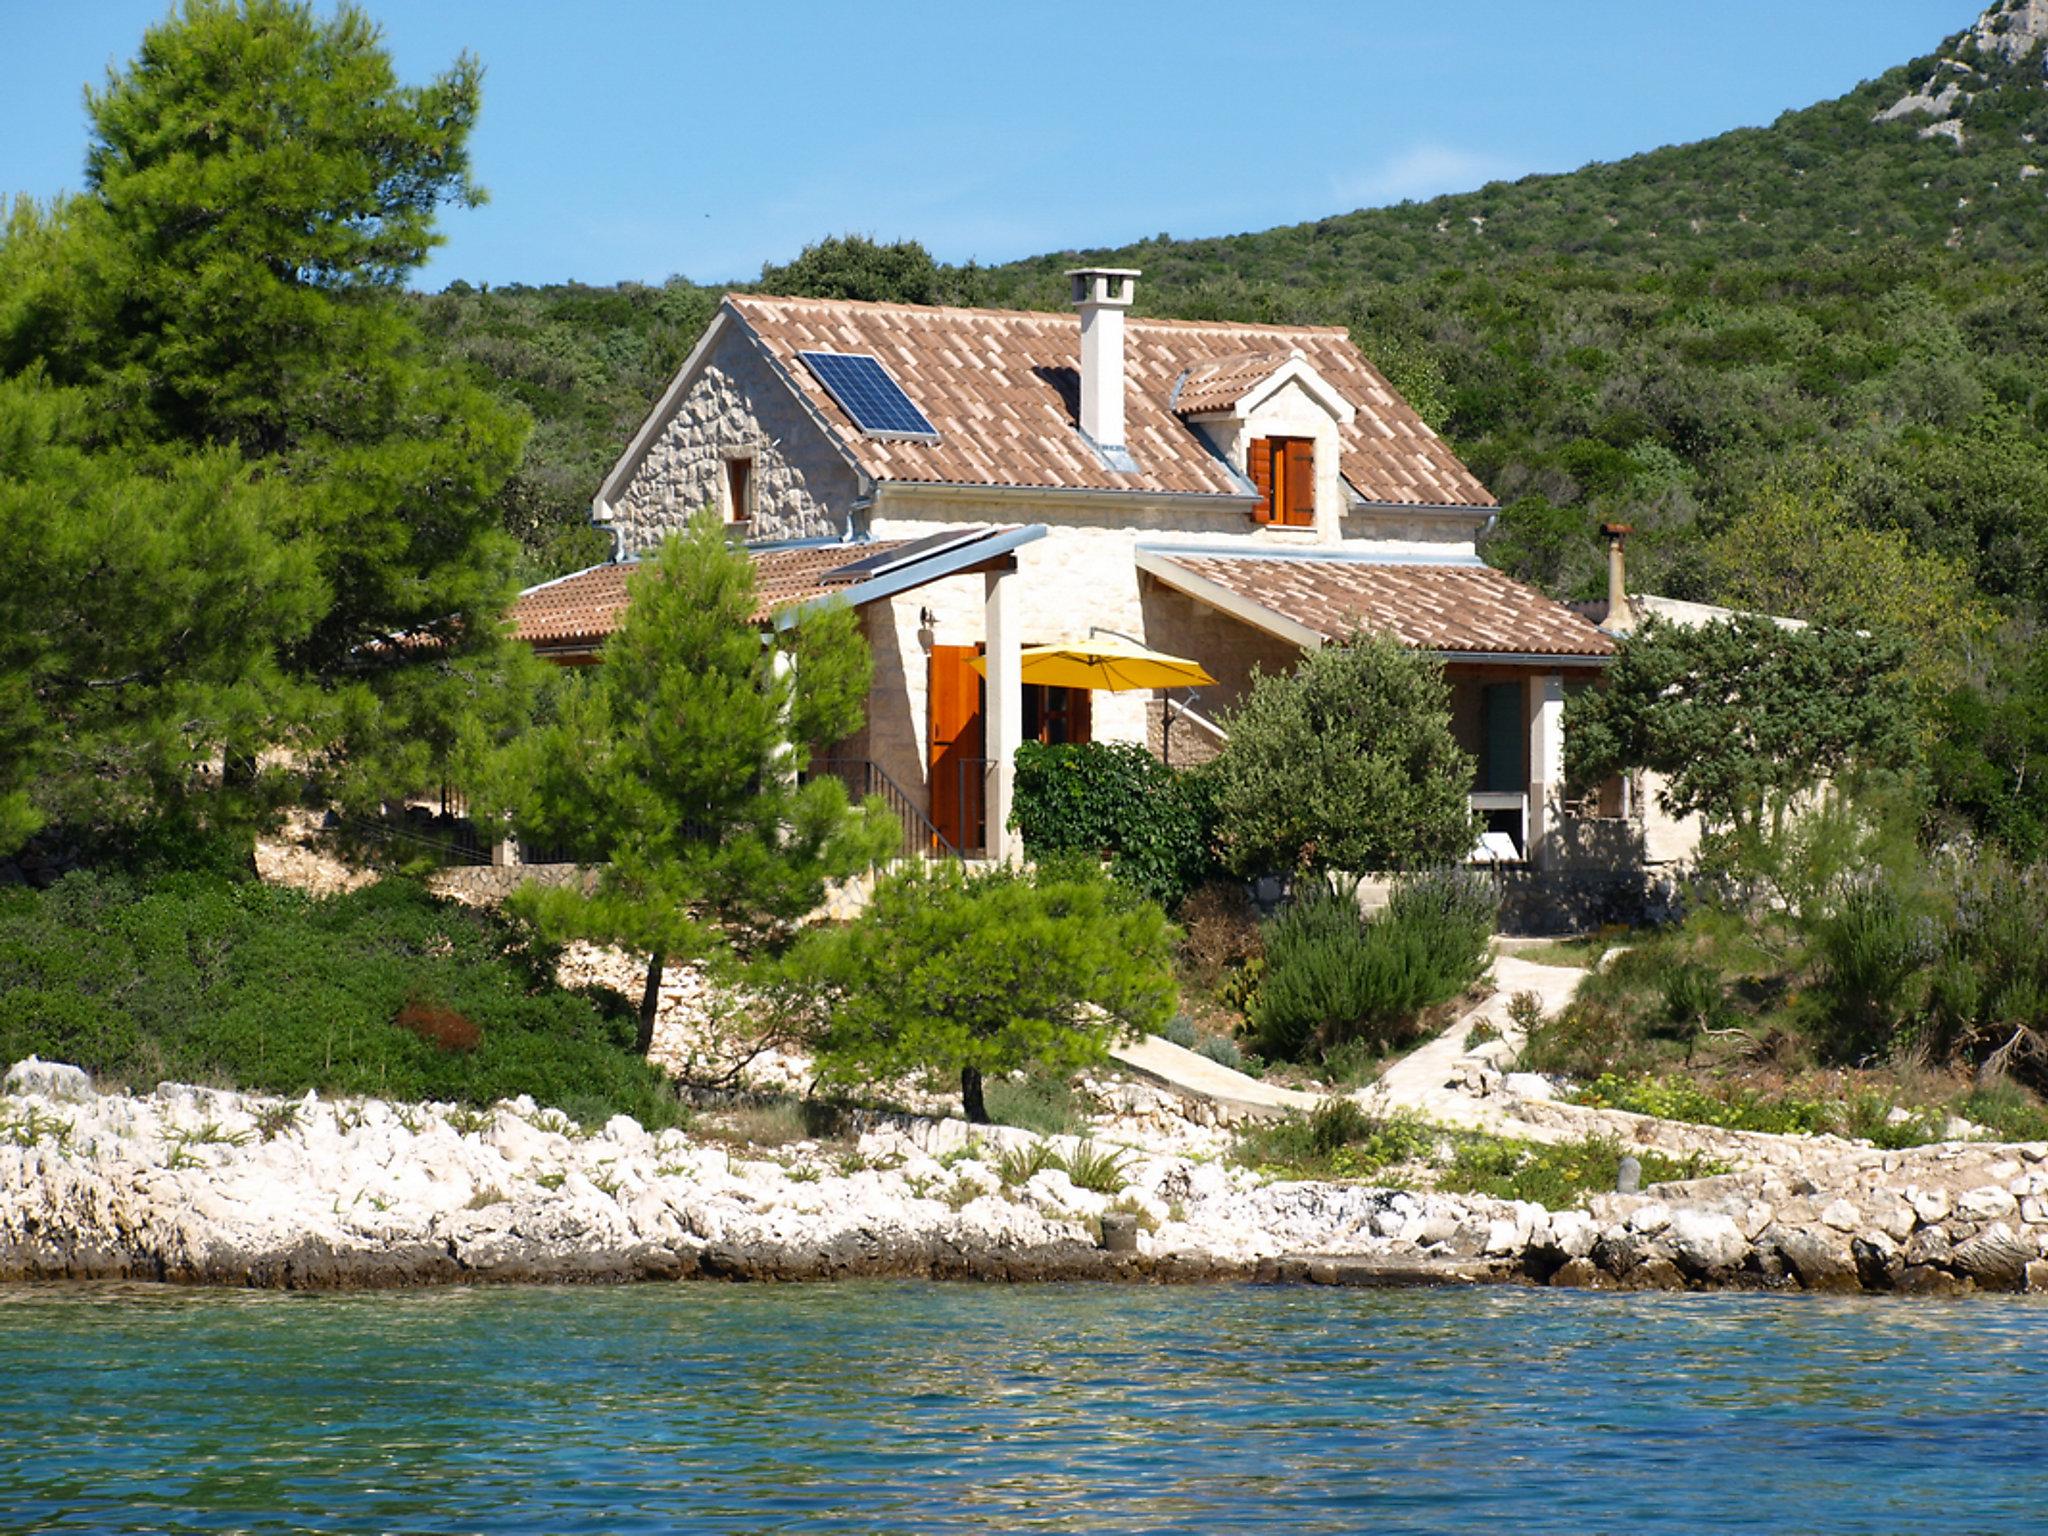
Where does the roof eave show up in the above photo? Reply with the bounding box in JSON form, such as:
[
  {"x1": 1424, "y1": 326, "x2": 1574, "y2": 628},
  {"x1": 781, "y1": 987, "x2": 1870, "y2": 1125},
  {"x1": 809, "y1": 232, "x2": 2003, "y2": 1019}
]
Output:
[
  {"x1": 875, "y1": 479, "x2": 1260, "y2": 514},
  {"x1": 774, "y1": 523, "x2": 1051, "y2": 630}
]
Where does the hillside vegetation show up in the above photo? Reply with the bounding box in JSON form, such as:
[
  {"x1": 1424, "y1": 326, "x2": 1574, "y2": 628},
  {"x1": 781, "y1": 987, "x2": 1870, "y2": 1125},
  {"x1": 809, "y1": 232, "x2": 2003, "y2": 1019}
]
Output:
[{"x1": 434, "y1": 4, "x2": 2048, "y2": 627}]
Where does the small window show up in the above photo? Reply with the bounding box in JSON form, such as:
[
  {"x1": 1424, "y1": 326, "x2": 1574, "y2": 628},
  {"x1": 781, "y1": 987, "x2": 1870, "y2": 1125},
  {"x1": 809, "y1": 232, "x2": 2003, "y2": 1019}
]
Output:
[
  {"x1": 1023, "y1": 684, "x2": 1092, "y2": 746},
  {"x1": 724, "y1": 457, "x2": 753, "y2": 523},
  {"x1": 1249, "y1": 436, "x2": 1314, "y2": 527}
]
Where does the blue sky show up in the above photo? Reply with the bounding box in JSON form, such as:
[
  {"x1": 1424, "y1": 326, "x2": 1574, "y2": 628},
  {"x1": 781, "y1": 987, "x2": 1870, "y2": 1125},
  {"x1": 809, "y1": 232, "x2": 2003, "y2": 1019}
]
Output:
[{"x1": 5, "y1": 0, "x2": 1982, "y2": 290}]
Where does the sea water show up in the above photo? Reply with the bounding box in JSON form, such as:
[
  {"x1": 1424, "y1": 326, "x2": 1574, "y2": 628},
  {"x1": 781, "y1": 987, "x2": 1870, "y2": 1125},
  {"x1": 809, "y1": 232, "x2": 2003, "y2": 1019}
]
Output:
[{"x1": 1, "y1": 1281, "x2": 2042, "y2": 1533}]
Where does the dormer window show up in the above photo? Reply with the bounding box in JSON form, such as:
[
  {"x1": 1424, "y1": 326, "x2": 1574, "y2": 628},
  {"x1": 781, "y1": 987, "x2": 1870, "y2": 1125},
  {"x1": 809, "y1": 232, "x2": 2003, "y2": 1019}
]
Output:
[{"x1": 1250, "y1": 436, "x2": 1314, "y2": 527}]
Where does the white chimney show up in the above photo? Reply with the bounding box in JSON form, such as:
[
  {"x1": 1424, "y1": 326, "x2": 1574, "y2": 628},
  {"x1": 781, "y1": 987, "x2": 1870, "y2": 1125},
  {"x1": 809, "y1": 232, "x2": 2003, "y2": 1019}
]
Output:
[
  {"x1": 1602, "y1": 522, "x2": 1637, "y2": 635},
  {"x1": 1068, "y1": 267, "x2": 1138, "y2": 451}
]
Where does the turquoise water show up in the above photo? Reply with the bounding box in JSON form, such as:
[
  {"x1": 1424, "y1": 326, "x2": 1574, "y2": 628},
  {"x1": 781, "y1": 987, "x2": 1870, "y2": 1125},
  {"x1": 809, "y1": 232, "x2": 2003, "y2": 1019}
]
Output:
[{"x1": 2, "y1": 1282, "x2": 2044, "y2": 1534}]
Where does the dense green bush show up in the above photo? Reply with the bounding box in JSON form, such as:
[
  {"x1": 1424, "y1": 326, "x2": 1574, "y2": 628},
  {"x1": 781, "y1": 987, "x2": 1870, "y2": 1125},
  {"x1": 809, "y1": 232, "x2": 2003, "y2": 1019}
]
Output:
[
  {"x1": 1248, "y1": 871, "x2": 1495, "y2": 1062},
  {"x1": 1807, "y1": 875, "x2": 1935, "y2": 1063},
  {"x1": 0, "y1": 871, "x2": 684, "y2": 1127},
  {"x1": 1009, "y1": 741, "x2": 1217, "y2": 909},
  {"x1": 1925, "y1": 853, "x2": 2048, "y2": 1073},
  {"x1": 1208, "y1": 635, "x2": 1476, "y2": 878}
]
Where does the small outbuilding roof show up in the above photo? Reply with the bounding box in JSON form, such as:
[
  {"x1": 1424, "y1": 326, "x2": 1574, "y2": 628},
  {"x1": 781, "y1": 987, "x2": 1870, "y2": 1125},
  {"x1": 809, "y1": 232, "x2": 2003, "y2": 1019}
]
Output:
[
  {"x1": 1136, "y1": 549, "x2": 1616, "y2": 662},
  {"x1": 510, "y1": 526, "x2": 1043, "y2": 655}
]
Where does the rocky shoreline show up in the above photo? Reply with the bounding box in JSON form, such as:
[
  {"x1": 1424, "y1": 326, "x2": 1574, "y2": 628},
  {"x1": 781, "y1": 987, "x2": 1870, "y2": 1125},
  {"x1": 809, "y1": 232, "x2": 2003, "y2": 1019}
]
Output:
[{"x1": 5, "y1": 1057, "x2": 2048, "y2": 1297}]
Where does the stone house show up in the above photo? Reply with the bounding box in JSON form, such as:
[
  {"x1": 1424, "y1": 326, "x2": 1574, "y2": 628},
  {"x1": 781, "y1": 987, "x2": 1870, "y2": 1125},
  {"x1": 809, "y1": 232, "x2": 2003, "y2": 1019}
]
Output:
[{"x1": 511, "y1": 271, "x2": 1663, "y2": 869}]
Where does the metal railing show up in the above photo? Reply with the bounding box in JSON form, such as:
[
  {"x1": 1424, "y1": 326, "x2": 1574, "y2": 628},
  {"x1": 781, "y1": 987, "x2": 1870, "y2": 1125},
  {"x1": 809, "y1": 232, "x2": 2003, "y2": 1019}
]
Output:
[{"x1": 807, "y1": 757, "x2": 963, "y2": 862}]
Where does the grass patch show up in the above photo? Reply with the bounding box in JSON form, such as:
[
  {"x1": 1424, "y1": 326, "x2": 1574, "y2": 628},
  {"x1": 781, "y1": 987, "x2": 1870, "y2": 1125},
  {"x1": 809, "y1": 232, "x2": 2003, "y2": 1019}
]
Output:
[
  {"x1": 1234, "y1": 1101, "x2": 1724, "y2": 1203},
  {"x1": 697, "y1": 1098, "x2": 813, "y2": 1149},
  {"x1": 984, "y1": 1072, "x2": 1081, "y2": 1137},
  {"x1": 1438, "y1": 1135, "x2": 1723, "y2": 1207},
  {"x1": 0, "y1": 870, "x2": 684, "y2": 1129},
  {"x1": 1504, "y1": 934, "x2": 1619, "y2": 968},
  {"x1": 1957, "y1": 1079, "x2": 2048, "y2": 1142},
  {"x1": 1569, "y1": 1071, "x2": 1997, "y2": 1148}
]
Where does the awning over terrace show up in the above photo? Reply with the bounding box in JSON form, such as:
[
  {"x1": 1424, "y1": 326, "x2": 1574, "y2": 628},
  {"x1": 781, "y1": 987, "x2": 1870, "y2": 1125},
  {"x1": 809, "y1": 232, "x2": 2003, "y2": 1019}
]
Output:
[{"x1": 509, "y1": 524, "x2": 1044, "y2": 660}]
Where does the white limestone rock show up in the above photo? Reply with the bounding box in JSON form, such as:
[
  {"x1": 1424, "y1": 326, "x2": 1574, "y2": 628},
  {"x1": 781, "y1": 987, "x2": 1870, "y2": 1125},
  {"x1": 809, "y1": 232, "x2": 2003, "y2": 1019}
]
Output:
[{"x1": 4, "y1": 1058, "x2": 93, "y2": 1103}]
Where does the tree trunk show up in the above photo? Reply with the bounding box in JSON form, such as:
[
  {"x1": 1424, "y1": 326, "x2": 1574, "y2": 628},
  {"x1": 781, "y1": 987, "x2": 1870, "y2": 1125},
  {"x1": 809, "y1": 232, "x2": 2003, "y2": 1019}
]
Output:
[
  {"x1": 960, "y1": 1064, "x2": 989, "y2": 1125},
  {"x1": 636, "y1": 951, "x2": 665, "y2": 1056}
]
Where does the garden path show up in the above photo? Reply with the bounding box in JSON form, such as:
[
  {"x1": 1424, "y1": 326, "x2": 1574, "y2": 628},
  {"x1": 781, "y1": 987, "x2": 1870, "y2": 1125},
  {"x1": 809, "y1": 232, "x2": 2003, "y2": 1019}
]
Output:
[
  {"x1": 1353, "y1": 952, "x2": 1592, "y2": 1140},
  {"x1": 1108, "y1": 1035, "x2": 1320, "y2": 1118},
  {"x1": 1107, "y1": 946, "x2": 1595, "y2": 1133}
]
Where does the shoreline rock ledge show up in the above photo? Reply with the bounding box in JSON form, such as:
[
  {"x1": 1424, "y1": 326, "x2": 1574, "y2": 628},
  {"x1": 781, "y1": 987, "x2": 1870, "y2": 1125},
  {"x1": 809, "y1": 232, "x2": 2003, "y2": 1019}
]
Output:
[{"x1": 5, "y1": 1060, "x2": 2048, "y2": 1296}]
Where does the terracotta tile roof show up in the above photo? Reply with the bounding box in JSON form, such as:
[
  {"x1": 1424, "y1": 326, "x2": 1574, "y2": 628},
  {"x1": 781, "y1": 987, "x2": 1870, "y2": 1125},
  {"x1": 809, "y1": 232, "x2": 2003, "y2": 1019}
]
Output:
[
  {"x1": 728, "y1": 295, "x2": 1494, "y2": 509},
  {"x1": 1172, "y1": 351, "x2": 1292, "y2": 416},
  {"x1": 1152, "y1": 554, "x2": 1616, "y2": 658},
  {"x1": 510, "y1": 540, "x2": 916, "y2": 647}
]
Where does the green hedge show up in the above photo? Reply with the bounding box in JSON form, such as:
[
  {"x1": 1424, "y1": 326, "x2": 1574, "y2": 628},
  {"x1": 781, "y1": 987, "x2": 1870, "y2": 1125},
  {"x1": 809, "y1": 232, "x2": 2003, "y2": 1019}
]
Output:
[
  {"x1": 0, "y1": 872, "x2": 683, "y2": 1127},
  {"x1": 1009, "y1": 741, "x2": 1216, "y2": 909}
]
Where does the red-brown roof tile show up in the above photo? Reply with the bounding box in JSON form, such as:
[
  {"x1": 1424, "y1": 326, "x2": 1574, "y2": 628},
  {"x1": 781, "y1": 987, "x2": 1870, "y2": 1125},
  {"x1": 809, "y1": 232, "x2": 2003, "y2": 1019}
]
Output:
[
  {"x1": 1151, "y1": 554, "x2": 1615, "y2": 658},
  {"x1": 729, "y1": 295, "x2": 1494, "y2": 509},
  {"x1": 510, "y1": 540, "x2": 917, "y2": 647}
]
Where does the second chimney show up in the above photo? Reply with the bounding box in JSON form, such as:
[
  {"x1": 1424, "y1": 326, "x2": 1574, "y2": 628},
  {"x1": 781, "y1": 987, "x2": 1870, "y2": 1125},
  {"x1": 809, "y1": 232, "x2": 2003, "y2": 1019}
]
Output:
[
  {"x1": 1069, "y1": 267, "x2": 1138, "y2": 452},
  {"x1": 1601, "y1": 522, "x2": 1636, "y2": 635}
]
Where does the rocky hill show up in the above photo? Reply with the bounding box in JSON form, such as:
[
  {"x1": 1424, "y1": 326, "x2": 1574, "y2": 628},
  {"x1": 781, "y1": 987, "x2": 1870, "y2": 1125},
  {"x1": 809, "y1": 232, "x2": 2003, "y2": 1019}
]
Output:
[
  {"x1": 976, "y1": 0, "x2": 2048, "y2": 307},
  {"x1": 437, "y1": 2, "x2": 2048, "y2": 615}
]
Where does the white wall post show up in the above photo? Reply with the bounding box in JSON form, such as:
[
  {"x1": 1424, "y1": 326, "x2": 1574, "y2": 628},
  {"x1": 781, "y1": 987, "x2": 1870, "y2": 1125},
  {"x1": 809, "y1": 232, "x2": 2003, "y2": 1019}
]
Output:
[
  {"x1": 1526, "y1": 672, "x2": 1566, "y2": 869},
  {"x1": 984, "y1": 564, "x2": 1022, "y2": 862},
  {"x1": 770, "y1": 644, "x2": 798, "y2": 793}
]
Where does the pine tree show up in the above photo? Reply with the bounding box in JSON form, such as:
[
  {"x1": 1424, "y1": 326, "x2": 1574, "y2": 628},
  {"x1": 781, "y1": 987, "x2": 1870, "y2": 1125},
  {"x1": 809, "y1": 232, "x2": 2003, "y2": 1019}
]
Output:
[
  {"x1": 0, "y1": 1, "x2": 532, "y2": 853},
  {"x1": 485, "y1": 510, "x2": 896, "y2": 1054},
  {"x1": 796, "y1": 860, "x2": 1177, "y2": 1124}
]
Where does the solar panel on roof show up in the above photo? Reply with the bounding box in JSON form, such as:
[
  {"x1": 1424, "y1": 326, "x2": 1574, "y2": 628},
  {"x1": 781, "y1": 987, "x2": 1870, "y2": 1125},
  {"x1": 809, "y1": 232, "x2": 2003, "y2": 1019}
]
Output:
[{"x1": 797, "y1": 351, "x2": 939, "y2": 440}]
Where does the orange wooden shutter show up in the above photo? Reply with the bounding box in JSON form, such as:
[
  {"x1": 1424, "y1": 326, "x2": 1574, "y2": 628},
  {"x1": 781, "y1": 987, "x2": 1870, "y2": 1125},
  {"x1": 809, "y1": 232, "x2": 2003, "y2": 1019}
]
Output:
[
  {"x1": 928, "y1": 645, "x2": 984, "y2": 852},
  {"x1": 1284, "y1": 438, "x2": 1315, "y2": 525},
  {"x1": 1249, "y1": 437, "x2": 1274, "y2": 523},
  {"x1": 1071, "y1": 687, "x2": 1092, "y2": 746}
]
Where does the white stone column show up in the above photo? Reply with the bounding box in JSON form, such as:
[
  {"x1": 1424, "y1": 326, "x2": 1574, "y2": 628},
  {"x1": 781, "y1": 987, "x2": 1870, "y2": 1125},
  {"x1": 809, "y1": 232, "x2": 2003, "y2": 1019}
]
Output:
[
  {"x1": 984, "y1": 564, "x2": 1022, "y2": 862},
  {"x1": 770, "y1": 644, "x2": 798, "y2": 793},
  {"x1": 1526, "y1": 672, "x2": 1566, "y2": 869}
]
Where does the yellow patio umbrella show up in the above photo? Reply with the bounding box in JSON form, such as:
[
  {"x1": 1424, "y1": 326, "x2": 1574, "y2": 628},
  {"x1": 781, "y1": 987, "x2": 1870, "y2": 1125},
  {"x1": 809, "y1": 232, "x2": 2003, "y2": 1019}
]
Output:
[{"x1": 970, "y1": 638, "x2": 1216, "y2": 692}]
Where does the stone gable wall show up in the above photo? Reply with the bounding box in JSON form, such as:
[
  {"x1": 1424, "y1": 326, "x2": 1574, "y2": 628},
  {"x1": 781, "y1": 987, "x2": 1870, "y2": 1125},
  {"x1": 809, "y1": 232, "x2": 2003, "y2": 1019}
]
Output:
[{"x1": 605, "y1": 327, "x2": 862, "y2": 553}]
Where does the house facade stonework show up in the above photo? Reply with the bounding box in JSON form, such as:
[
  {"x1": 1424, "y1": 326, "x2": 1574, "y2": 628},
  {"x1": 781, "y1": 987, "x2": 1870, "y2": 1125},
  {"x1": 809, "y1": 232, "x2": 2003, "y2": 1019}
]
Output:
[{"x1": 516, "y1": 273, "x2": 1669, "y2": 871}]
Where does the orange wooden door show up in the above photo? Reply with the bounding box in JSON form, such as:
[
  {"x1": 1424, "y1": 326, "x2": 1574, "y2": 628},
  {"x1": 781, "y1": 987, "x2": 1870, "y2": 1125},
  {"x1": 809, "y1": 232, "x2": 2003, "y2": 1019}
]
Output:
[{"x1": 928, "y1": 645, "x2": 985, "y2": 853}]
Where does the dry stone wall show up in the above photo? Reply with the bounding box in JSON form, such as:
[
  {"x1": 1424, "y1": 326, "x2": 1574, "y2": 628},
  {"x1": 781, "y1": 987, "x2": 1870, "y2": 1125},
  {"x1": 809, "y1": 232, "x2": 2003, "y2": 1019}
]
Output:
[{"x1": 607, "y1": 327, "x2": 862, "y2": 552}]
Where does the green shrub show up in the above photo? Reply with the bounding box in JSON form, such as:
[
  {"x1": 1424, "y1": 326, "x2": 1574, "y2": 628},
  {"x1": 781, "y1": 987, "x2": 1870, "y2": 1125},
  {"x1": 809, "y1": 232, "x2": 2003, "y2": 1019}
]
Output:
[
  {"x1": 0, "y1": 871, "x2": 684, "y2": 1127},
  {"x1": 1956, "y1": 1079, "x2": 2048, "y2": 1143},
  {"x1": 1232, "y1": 1102, "x2": 1434, "y2": 1180},
  {"x1": 1162, "y1": 1015, "x2": 1199, "y2": 1048},
  {"x1": 1926, "y1": 855, "x2": 2048, "y2": 1074},
  {"x1": 1247, "y1": 890, "x2": 1373, "y2": 1060},
  {"x1": 1010, "y1": 742, "x2": 1217, "y2": 908},
  {"x1": 1196, "y1": 1033, "x2": 1244, "y2": 1071},
  {"x1": 1208, "y1": 633, "x2": 1477, "y2": 877},
  {"x1": 1058, "y1": 1140, "x2": 1130, "y2": 1194},
  {"x1": 1808, "y1": 875, "x2": 1935, "y2": 1063},
  {"x1": 996, "y1": 1141, "x2": 1063, "y2": 1186},
  {"x1": 1248, "y1": 872, "x2": 1495, "y2": 1062}
]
